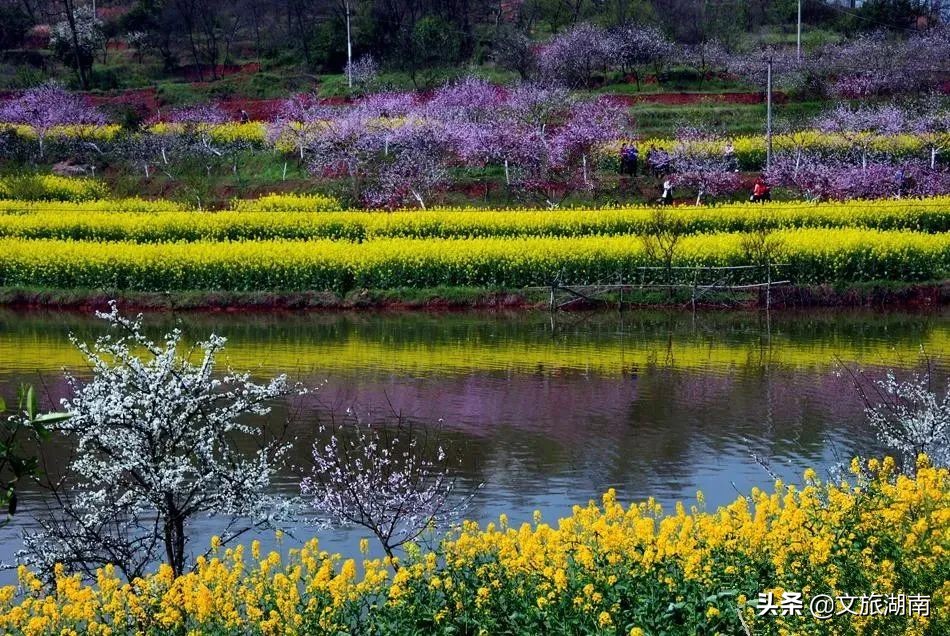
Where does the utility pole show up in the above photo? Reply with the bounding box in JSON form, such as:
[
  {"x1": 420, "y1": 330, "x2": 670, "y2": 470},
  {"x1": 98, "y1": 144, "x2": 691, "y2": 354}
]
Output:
[
  {"x1": 345, "y1": 0, "x2": 353, "y2": 89},
  {"x1": 766, "y1": 56, "x2": 773, "y2": 170},
  {"x1": 796, "y1": 0, "x2": 802, "y2": 62}
]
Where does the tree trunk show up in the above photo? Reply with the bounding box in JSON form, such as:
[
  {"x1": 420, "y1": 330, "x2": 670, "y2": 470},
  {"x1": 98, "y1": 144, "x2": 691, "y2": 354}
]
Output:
[
  {"x1": 164, "y1": 495, "x2": 186, "y2": 576},
  {"x1": 61, "y1": 0, "x2": 89, "y2": 89}
]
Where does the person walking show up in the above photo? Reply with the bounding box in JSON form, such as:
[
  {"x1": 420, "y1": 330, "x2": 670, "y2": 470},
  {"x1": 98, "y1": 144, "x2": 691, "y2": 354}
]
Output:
[
  {"x1": 660, "y1": 179, "x2": 674, "y2": 205},
  {"x1": 239, "y1": 109, "x2": 250, "y2": 124},
  {"x1": 724, "y1": 141, "x2": 737, "y2": 172},
  {"x1": 750, "y1": 176, "x2": 771, "y2": 203}
]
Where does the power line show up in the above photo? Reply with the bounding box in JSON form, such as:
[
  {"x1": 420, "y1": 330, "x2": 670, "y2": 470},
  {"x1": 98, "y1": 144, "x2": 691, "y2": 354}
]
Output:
[{"x1": 816, "y1": 0, "x2": 934, "y2": 33}]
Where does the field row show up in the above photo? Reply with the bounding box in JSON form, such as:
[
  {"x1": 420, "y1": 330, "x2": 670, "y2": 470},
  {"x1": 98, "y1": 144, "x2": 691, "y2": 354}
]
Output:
[
  {"x1": 0, "y1": 197, "x2": 947, "y2": 242},
  {"x1": 611, "y1": 131, "x2": 950, "y2": 166},
  {"x1": 0, "y1": 230, "x2": 945, "y2": 291}
]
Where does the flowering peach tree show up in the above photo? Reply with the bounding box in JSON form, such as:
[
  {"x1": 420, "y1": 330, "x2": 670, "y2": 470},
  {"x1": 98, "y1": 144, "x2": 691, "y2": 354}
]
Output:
[
  {"x1": 0, "y1": 81, "x2": 106, "y2": 158},
  {"x1": 303, "y1": 417, "x2": 476, "y2": 561}
]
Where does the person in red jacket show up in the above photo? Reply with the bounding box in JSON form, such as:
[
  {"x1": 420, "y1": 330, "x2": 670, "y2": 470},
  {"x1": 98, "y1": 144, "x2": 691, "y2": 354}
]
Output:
[{"x1": 750, "y1": 177, "x2": 771, "y2": 203}]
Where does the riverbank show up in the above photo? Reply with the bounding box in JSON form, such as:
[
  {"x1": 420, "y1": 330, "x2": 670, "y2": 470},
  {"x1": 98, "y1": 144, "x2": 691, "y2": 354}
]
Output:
[{"x1": 1, "y1": 281, "x2": 946, "y2": 313}]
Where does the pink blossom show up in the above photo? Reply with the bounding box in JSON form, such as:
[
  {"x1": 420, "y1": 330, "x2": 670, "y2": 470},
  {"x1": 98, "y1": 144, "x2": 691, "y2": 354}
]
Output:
[
  {"x1": 0, "y1": 82, "x2": 106, "y2": 156},
  {"x1": 425, "y1": 76, "x2": 505, "y2": 123}
]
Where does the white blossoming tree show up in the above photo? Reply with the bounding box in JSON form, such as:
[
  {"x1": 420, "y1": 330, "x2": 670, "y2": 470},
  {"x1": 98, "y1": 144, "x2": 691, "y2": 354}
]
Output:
[
  {"x1": 21, "y1": 303, "x2": 296, "y2": 580},
  {"x1": 49, "y1": 4, "x2": 104, "y2": 89},
  {"x1": 862, "y1": 369, "x2": 950, "y2": 472},
  {"x1": 839, "y1": 355, "x2": 949, "y2": 475},
  {"x1": 302, "y1": 417, "x2": 476, "y2": 563}
]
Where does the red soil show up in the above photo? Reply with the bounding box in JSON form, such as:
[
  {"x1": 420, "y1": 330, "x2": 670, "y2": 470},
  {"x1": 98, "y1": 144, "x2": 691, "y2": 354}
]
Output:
[
  {"x1": 215, "y1": 98, "x2": 285, "y2": 121},
  {"x1": 85, "y1": 87, "x2": 162, "y2": 116}
]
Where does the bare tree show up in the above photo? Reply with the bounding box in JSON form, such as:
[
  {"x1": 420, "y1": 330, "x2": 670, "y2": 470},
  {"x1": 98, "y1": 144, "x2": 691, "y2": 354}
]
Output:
[
  {"x1": 302, "y1": 414, "x2": 478, "y2": 563},
  {"x1": 740, "y1": 225, "x2": 785, "y2": 269},
  {"x1": 640, "y1": 206, "x2": 685, "y2": 300}
]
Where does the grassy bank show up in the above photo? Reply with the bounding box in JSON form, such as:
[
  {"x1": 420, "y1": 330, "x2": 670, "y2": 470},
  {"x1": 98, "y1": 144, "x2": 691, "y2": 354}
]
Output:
[{"x1": 0, "y1": 281, "x2": 945, "y2": 313}]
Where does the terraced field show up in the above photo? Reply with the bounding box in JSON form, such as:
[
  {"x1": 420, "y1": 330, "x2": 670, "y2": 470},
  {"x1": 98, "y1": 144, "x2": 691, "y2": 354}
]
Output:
[{"x1": 0, "y1": 194, "x2": 946, "y2": 294}]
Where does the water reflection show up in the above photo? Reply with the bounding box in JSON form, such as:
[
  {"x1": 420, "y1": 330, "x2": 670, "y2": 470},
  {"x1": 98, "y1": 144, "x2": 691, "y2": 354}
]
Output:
[{"x1": 0, "y1": 308, "x2": 945, "y2": 581}]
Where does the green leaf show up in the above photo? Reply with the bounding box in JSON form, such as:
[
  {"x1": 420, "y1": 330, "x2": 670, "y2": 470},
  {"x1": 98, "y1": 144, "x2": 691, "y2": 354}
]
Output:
[
  {"x1": 26, "y1": 385, "x2": 36, "y2": 421},
  {"x1": 33, "y1": 412, "x2": 71, "y2": 425}
]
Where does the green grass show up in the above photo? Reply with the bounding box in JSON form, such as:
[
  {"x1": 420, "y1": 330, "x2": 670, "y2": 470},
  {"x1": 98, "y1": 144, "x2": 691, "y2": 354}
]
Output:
[
  {"x1": 588, "y1": 68, "x2": 754, "y2": 95},
  {"x1": 631, "y1": 100, "x2": 828, "y2": 137},
  {"x1": 106, "y1": 151, "x2": 315, "y2": 206},
  {"x1": 741, "y1": 26, "x2": 844, "y2": 51},
  {"x1": 316, "y1": 66, "x2": 522, "y2": 97}
]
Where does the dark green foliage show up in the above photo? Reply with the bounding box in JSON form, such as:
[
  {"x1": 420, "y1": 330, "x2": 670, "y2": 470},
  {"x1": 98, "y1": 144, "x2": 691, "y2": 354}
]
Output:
[
  {"x1": 0, "y1": 5, "x2": 30, "y2": 51},
  {"x1": 0, "y1": 385, "x2": 70, "y2": 522}
]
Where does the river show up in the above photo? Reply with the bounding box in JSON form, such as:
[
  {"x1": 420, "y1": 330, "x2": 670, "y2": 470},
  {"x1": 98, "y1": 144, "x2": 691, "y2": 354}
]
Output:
[{"x1": 0, "y1": 308, "x2": 946, "y2": 581}]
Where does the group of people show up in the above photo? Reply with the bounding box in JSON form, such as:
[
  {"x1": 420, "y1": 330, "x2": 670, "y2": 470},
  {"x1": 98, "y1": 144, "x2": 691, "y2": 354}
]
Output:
[
  {"x1": 619, "y1": 144, "x2": 639, "y2": 175},
  {"x1": 618, "y1": 144, "x2": 770, "y2": 205}
]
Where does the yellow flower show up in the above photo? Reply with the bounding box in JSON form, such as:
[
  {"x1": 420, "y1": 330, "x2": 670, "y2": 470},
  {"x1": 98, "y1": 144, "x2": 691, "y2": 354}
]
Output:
[{"x1": 598, "y1": 610, "x2": 613, "y2": 627}]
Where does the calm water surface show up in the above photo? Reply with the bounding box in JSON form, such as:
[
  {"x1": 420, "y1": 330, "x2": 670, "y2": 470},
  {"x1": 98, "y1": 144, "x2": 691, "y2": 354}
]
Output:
[{"x1": 0, "y1": 308, "x2": 946, "y2": 580}]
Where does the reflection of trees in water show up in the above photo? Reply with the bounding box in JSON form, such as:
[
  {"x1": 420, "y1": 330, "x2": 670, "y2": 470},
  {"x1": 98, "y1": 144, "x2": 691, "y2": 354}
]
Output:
[
  {"x1": 14, "y1": 364, "x2": 898, "y2": 507},
  {"x1": 1, "y1": 309, "x2": 946, "y2": 367},
  {"x1": 2, "y1": 309, "x2": 943, "y2": 524},
  {"x1": 298, "y1": 367, "x2": 884, "y2": 491}
]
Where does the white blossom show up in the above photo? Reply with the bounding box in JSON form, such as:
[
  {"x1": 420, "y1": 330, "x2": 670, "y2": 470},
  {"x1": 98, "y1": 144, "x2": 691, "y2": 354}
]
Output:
[
  {"x1": 301, "y1": 417, "x2": 477, "y2": 561},
  {"x1": 20, "y1": 302, "x2": 297, "y2": 580},
  {"x1": 865, "y1": 370, "x2": 950, "y2": 471}
]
